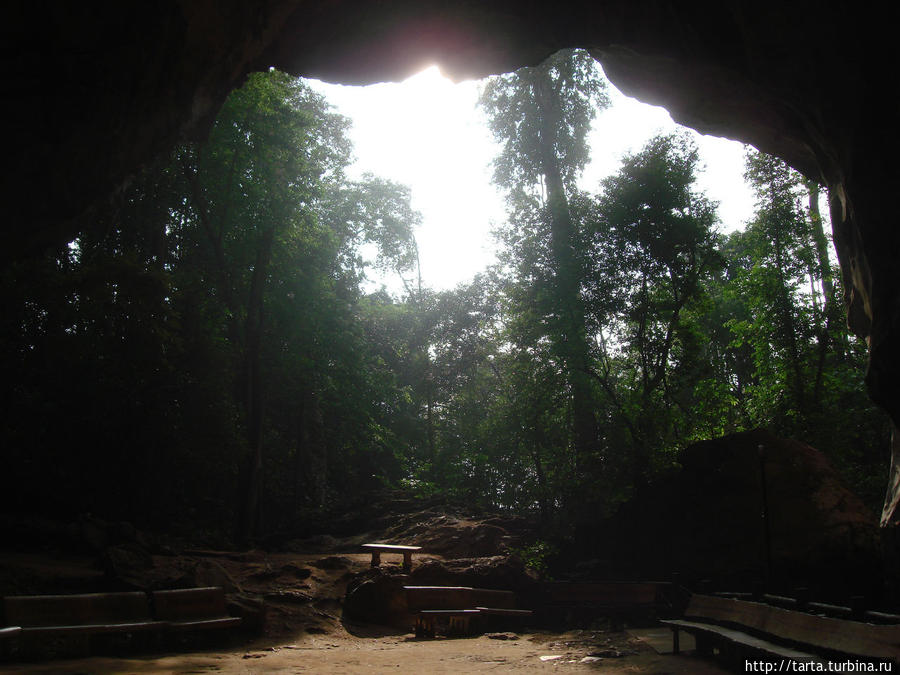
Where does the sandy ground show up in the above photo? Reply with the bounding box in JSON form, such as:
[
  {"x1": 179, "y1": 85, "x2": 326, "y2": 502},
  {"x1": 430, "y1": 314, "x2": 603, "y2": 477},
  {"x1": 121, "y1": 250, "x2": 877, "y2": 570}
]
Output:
[
  {"x1": 0, "y1": 539, "x2": 730, "y2": 673},
  {"x1": 3, "y1": 625, "x2": 730, "y2": 674}
]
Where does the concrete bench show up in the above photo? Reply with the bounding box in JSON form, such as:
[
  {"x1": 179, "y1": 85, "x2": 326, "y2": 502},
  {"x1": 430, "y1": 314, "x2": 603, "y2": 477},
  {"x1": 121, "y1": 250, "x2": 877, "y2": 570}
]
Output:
[
  {"x1": 661, "y1": 593, "x2": 900, "y2": 667},
  {"x1": 362, "y1": 543, "x2": 421, "y2": 572}
]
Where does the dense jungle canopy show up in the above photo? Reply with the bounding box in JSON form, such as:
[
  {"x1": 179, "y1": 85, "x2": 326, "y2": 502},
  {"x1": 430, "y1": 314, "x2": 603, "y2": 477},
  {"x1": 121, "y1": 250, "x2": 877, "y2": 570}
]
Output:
[{"x1": 1, "y1": 52, "x2": 887, "y2": 551}]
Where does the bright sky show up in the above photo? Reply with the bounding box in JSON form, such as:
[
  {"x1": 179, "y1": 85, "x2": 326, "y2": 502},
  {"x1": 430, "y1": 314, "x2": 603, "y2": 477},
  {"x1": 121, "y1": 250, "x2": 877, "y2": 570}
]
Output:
[{"x1": 308, "y1": 64, "x2": 755, "y2": 294}]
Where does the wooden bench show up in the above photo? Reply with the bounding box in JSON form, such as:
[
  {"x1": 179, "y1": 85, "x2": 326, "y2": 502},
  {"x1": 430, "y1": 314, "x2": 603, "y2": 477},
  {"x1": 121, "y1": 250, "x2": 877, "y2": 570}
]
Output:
[
  {"x1": 661, "y1": 593, "x2": 900, "y2": 666},
  {"x1": 405, "y1": 585, "x2": 531, "y2": 637},
  {"x1": 151, "y1": 587, "x2": 242, "y2": 632},
  {"x1": 1, "y1": 591, "x2": 167, "y2": 658},
  {"x1": 362, "y1": 543, "x2": 421, "y2": 572},
  {"x1": 0, "y1": 587, "x2": 241, "y2": 659},
  {"x1": 3, "y1": 591, "x2": 166, "y2": 638},
  {"x1": 415, "y1": 609, "x2": 482, "y2": 637},
  {"x1": 0, "y1": 626, "x2": 22, "y2": 658}
]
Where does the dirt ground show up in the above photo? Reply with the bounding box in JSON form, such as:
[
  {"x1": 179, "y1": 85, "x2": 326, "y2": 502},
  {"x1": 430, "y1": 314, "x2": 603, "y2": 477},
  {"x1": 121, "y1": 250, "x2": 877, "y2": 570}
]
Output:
[
  {"x1": 0, "y1": 506, "x2": 733, "y2": 674},
  {"x1": 3, "y1": 626, "x2": 729, "y2": 674},
  {"x1": 0, "y1": 550, "x2": 730, "y2": 674}
]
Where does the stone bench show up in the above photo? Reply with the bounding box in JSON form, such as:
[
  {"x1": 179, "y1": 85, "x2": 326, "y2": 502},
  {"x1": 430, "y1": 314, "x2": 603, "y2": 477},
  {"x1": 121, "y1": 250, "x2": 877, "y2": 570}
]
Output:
[{"x1": 362, "y1": 543, "x2": 421, "y2": 572}]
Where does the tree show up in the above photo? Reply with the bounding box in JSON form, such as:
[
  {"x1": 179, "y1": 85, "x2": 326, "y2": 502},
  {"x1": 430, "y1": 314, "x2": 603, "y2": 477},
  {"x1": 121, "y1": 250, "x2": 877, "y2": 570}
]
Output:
[
  {"x1": 480, "y1": 48, "x2": 610, "y2": 481},
  {"x1": 592, "y1": 133, "x2": 721, "y2": 484}
]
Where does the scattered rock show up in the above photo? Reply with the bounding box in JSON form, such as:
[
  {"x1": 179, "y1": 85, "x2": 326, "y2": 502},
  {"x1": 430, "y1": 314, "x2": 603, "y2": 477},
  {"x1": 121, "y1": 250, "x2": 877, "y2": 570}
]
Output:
[
  {"x1": 265, "y1": 590, "x2": 312, "y2": 604},
  {"x1": 282, "y1": 563, "x2": 312, "y2": 579},
  {"x1": 190, "y1": 559, "x2": 241, "y2": 593},
  {"x1": 284, "y1": 534, "x2": 341, "y2": 553},
  {"x1": 539, "y1": 654, "x2": 563, "y2": 661},
  {"x1": 100, "y1": 543, "x2": 153, "y2": 587},
  {"x1": 485, "y1": 632, "x2": 519, "y2": 640},
  {"x1": 77, "y1": 514, "x2": 110, "y2": 552},
  {"x1": 228, "y1": 593, "x2": 268, "y2": 634},
  {"x1": 313, "y1": 556, "x2": 351, "y2": 570},
  {"x1": 409, "y1": 555, "x2": 538, "y2": 593}
]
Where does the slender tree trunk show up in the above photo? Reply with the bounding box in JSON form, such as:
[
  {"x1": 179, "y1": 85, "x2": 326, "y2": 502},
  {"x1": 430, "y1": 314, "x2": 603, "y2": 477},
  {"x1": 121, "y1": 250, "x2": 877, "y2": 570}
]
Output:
[
  {"x1": 237, "y1": 224, "x2": 275, "y2": 546},
  {"x1": 295, "y1": 389, "x2": 326, "y2": 511},
  {"x1": 806, "y1": 181, "x2": 847, "y2": 404},
  {"x1": 772, "y1": 215, "x2": 806, "y2": 415},
  {"x1": 531, "y1": 74, "x2": 598, "y2": 475}
]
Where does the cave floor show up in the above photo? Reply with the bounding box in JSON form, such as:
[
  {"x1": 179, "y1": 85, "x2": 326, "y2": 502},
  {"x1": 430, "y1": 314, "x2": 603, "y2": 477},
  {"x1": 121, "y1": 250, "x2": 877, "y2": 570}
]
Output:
[{"x1": 2, "y1": 626, "x2": 729, "y2": 674}]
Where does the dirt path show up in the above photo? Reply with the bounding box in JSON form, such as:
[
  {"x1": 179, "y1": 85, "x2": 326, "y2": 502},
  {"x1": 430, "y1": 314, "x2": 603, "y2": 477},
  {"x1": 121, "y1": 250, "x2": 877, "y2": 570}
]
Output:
[{"x1": 4, "y1": 626, "x2": 730, "y2": 674}]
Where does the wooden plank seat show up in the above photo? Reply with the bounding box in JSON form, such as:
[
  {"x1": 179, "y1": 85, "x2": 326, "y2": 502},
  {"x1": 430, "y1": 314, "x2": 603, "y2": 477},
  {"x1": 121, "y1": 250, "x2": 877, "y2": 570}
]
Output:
[
  {"x1": 405, "y1": 586, "x2": 529, "y2": 637},
  {"x1": 404, "y1": 586, "x2": 517, "y2": 611},
  {"x1": 151, "y1": 587, "x2": 241, "y2": 632},
  {"x1": 663, "y1": 617, "x2": 822, "y2": 663},
  {"x1": 415, "y1": 609, "x2": 481, "y2": 638},
  {"x1": 661, "y1": 593, "x2": 900, "y2": 666},
  {"x1": 3, "y1": 592, "x2": 165, "y2": 637},
  {"x1": 362, "y1": 543, "x2": 421, "y2": 572},
  {"x1": 0, "y1": 626, "x2": 22, "y2": 658},
  {"x1": 475, "y1": 607, "x2": 533, "y2": 616}
]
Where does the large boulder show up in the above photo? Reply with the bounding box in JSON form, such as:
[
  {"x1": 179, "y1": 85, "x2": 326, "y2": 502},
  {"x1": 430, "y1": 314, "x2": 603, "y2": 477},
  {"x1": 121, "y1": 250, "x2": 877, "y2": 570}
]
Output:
[
  {"x1": 342, "y1": 567, "x2": 409, "y2": 625},
  {"x1": 612, "y1": 429, "x2": 881, "y2": 598}
]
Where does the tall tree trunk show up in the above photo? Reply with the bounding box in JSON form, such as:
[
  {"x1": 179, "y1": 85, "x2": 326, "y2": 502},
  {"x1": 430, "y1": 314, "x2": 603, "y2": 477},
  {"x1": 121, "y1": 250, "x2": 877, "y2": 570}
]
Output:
[
  {"x1": 772, "y1": 215, "x2": 806, "y2": 415},
  {"x1": 806, "y1": 181, "x2": 847, "y2": 405},
  {"x1": 531, "y1": 74, "x2": 598, "y2": 476},
  {"x1": 295, "y1": 388, "x2": 327, "y2": 511},
  {"x1": 237, "y1": 224, "x2": 275, "y2": 546}
]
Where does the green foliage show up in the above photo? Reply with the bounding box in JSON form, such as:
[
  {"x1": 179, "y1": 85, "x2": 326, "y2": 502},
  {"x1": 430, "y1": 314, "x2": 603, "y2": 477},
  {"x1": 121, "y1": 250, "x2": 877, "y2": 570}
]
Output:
[
  {"x1": 480, "y1": 49, "x2": 609, "y2": 202},
  {"x1": 1, "y1": 54, "x2": 887, "y2": 548},
  {"x1": 510, "y1": 540, "x2": 559, "y2": 579}
]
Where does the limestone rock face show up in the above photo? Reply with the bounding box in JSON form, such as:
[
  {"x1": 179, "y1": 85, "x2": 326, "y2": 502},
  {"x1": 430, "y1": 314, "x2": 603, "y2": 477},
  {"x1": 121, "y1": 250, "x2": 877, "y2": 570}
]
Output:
[
  {"x1": 613, "y1": 429, "x2": 881, "y2": 596},
  {"x1": 4, "y1": 3, "x2": 900, "y2": 520}
]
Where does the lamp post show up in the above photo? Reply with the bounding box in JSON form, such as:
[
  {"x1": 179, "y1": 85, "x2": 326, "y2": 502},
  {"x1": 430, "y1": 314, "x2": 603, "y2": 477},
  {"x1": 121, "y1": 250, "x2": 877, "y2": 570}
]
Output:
[{"x1": 759, "y1": 443, "x2": 772, "y2": 590}]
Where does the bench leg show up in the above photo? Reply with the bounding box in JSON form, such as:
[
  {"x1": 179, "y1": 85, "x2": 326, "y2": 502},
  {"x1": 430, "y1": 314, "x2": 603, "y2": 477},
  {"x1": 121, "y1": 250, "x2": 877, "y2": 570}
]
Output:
[
  {"x1": 415, "y1": 615, "x2": 435, "y2": 639},
  {"x1": 370, "y1": 551, "x2": 381, "y2": 567},
  {"x1": 448, "y1": 616, "x2": 471, "y2": 637},
  {"x1": 403, "y1": 551, "x2": 413, "y2": 572},
  {"x1": 695, "y1": 634, "x2": 713, "y2": 657},
  {"x1": 672, "y1": 628, "x2": 680, "y2": 655}
]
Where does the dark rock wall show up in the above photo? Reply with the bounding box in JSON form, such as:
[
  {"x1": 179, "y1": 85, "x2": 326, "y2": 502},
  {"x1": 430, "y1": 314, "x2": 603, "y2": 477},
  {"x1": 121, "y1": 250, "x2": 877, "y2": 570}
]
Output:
[
  {"x1": 4, "y1": 2, "x2": 900, "y2": 521},
  {"x1": 612, "y1": 430, "x2": 882, "y2": 599}
]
